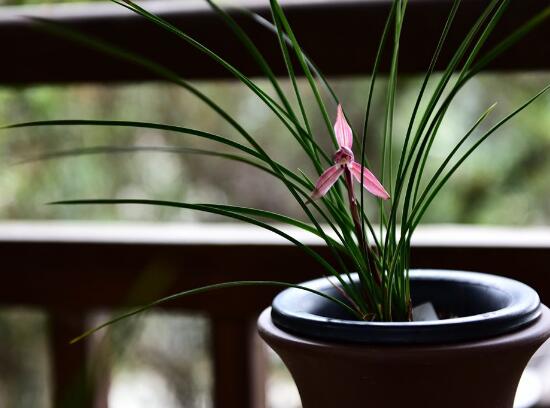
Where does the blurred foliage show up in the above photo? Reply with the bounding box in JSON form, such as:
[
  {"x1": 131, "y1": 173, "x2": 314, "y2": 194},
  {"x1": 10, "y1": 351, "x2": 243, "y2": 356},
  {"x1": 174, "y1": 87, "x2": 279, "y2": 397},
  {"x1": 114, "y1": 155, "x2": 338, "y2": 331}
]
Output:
[
  {"x1": 106, "y1": 313, "x2": 212, "y2": 408},
  {"x1": 0, "y1": 73, "x2": 549, "y2": 225},
  {"x1": 0, "y1": 309, "x2": 50, "y2": 407}
]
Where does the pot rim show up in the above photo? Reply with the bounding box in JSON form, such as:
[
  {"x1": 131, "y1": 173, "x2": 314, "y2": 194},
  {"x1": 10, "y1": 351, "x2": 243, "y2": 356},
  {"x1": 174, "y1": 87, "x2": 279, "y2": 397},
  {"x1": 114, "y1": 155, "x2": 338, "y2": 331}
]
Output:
[{"x1": 271, "y1": 269, "x2": 542, "y2": 344}]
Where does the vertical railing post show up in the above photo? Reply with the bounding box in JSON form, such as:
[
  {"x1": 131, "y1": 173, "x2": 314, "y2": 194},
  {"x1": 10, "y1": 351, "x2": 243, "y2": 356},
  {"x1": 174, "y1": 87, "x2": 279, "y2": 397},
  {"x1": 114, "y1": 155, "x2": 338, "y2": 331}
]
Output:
[
  {"x1": 49, "y1": 310, "x2": 93, "y2": 408},
  {"x1": 211, "y1": 316, "x2": 267, "y2": 408},
  {"x1": 49, "y1": 310, "x2": 109, "y2": 408}
]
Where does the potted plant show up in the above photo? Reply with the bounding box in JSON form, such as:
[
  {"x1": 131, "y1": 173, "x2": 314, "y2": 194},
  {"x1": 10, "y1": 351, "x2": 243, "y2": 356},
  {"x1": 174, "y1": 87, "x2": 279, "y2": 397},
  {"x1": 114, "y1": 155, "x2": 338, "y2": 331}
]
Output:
[{"x1": 5, "y1": 0, "x2": 550, "y2": 406}]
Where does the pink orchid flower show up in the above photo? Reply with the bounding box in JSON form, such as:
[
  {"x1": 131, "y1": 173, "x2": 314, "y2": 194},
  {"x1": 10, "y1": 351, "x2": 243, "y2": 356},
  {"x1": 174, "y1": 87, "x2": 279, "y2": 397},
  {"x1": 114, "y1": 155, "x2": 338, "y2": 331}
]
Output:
[{"x1": 311, "y1": 105, "x2": 390, "y2": 201}]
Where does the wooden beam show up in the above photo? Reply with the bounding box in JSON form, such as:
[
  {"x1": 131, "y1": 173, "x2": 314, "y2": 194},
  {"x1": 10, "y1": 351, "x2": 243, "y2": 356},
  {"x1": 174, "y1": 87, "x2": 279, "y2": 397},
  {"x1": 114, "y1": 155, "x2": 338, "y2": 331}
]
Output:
[
  {"x1": 49, "y1": 310, "x2": 94, "y2": 408},
  {"x1": 1, "y1": 223, "x2": 550, "y2": 311},
  {"x1": 0, "y1": 0, "x2": 548, "y2": 85},
  {"x1": 211, "y1": 316, "x2": 266, "y2": 408}
]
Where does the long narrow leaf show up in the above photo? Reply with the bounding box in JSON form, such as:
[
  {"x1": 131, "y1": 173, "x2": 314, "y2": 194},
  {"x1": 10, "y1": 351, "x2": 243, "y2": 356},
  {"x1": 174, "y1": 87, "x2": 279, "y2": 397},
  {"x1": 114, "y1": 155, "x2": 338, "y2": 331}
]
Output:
[
  {"x1": 247, "y1": 11, "x2": 339, "y2": 105},
  {"x1": 6, "y1": 119, "x2": 352, "y2": 249},
  {"x1": 269, "y1": 0, "x2": 336, "y2": 148},
  {"x1": 53, "y1": 198, "x2": 367, "y2": 310},
  {"x1": 204, "y1": 0, "x2": 294, "y2": 117},
  {"x1": 205, "y1": 0, "x2": 330, "y2": 168},
  {"x1": 112, "y1": 0, "x2": 319, "y2": 162},
  {"x1": 409, "y1": 84, "x2": 550, "y2": 231},
  {"x1": 70, "y1": 279, "x2": 361, "y2": 343}
]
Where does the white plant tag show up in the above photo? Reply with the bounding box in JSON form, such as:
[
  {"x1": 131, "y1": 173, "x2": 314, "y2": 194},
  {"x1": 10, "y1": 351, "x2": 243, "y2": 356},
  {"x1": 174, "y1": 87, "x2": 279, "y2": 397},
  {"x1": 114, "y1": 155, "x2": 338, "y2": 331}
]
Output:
[{"x1": 412, "y1": 302, "x2": 439, "y2": 321}]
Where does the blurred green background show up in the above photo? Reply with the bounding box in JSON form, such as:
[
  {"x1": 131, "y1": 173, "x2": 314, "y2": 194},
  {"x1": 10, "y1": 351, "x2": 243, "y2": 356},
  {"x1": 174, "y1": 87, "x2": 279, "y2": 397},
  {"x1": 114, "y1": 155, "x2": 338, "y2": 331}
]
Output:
[{"x1": 1, "y1": 74, "x2": 549, "y2": 224}]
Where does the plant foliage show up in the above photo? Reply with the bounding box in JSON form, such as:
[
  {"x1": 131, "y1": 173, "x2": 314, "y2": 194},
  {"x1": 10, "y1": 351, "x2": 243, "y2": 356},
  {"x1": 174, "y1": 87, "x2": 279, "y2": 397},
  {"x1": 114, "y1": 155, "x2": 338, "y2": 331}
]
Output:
[{"x1": 3, "y1": 0, "x2": 549, "y2": 335}]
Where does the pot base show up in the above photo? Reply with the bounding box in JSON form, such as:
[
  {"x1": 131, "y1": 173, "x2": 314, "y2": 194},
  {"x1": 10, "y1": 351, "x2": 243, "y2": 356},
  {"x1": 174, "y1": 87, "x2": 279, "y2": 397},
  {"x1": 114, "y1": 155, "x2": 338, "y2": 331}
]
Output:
[{"x1": 259, "y1": 305, "x2": 550, "y2": 408}]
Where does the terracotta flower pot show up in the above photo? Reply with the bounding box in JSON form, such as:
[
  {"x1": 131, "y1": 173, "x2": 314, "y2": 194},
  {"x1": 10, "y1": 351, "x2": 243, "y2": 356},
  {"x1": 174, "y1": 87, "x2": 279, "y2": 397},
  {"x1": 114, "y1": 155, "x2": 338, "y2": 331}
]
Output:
[{"x1": 258, "y1": 270, "x2": 550, "y2": 408}]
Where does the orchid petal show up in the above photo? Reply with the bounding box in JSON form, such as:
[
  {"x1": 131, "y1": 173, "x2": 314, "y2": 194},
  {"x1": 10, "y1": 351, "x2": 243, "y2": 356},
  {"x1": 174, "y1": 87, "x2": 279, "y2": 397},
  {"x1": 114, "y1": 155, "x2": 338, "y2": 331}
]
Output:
[
  {"x1": 351, "y1": 162, "x2": 390, "y2": 200},
  {"x1": 334, "y1": 105, "x2": 353, "y2": 149},
  {"x1": 311, "y1": 165, "x2": 344, "y2": 199}
]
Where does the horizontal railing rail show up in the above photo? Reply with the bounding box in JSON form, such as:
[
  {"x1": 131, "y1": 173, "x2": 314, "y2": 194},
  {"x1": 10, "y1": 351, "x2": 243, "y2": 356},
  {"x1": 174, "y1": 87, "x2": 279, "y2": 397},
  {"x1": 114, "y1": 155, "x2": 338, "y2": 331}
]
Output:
[
  {"x1": 0, "y1": 0, "x2": 548, "y2": 85},
  {"x1": 2, "y1": 223, "x2": 550, "y2": 310}
]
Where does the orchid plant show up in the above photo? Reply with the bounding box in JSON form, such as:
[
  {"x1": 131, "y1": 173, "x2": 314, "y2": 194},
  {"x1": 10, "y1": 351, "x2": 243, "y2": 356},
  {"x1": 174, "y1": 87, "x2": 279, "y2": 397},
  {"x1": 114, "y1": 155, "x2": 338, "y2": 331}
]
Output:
[{"x1": 4, "y1": 0, "x2": 549, "y2": 335}]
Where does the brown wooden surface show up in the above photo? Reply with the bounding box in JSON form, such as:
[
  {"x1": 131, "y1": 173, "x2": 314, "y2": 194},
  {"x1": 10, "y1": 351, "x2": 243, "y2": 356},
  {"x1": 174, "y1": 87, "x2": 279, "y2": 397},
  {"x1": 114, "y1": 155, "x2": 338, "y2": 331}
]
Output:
[
  {"x1": 0, "y1": 0, "x2": 548, "y2": 85},
  {"x1": 1, "y1": 223, "x2": 549, "y2": 311},
  {"x1": 212, "y1": 317, "x2": 266, "y2": 408},
  {"x1": 49, "y1": 310, "x2": 94, "y2": 408}
]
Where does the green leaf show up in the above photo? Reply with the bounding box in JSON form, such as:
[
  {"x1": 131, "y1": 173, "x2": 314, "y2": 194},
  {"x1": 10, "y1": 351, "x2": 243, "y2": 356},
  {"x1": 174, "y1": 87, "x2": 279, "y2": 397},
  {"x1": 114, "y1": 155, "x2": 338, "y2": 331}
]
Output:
[
  {"x1": 3, "y1": 119, "x2": 257, "y2": 156},
  {"x1": 70, "y1": 279, "x2": 361, "y2": 343},
  {"x1": 52, "y1": 198, "x2": 368, "y2": 312},
  {"x1": 205, "y1": 0, "x2": 331, "y2": 168},
  {"x1": 410, "y1": 84, "x2": 550, "y2": 231},
  {"x1": 204, "y1": 0, "x2": 295, "y2": 118},
  {"x1": 6, "y1": 118, "x2": 353, "y2": 252},
  {"x1": 111, "y1": 0, "x2": 323, "y2": 165},
  {"x1": 26, "y1": 17, "x2": 270, "y2": 166},
  {"x1": 269, "y1": 0, "x2": 337, "y2": 148},
  {"x1": 246, "y1": 9, "x2": 340, "y2": 106}
]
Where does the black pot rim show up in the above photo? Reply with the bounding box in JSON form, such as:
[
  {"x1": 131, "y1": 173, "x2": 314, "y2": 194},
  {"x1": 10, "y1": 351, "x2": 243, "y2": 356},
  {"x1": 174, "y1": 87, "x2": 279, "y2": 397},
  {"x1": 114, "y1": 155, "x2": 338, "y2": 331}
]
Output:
[{"x1": 271, "y1": 269, "x2": 542, "y2": 344}]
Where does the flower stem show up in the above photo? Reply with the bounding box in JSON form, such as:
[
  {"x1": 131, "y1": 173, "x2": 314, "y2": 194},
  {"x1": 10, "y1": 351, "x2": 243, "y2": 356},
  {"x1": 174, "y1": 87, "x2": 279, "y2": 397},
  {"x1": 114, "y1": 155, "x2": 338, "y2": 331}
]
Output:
[{"x1": 344, "y1": 169, "x2": 382, "y2": 288}]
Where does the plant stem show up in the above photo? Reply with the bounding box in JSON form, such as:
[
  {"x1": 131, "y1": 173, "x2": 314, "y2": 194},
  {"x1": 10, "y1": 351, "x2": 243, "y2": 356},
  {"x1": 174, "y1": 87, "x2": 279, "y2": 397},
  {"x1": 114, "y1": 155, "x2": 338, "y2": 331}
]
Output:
[{"x1": 344, "y1": 170, "x2": 382, "y2": 289}]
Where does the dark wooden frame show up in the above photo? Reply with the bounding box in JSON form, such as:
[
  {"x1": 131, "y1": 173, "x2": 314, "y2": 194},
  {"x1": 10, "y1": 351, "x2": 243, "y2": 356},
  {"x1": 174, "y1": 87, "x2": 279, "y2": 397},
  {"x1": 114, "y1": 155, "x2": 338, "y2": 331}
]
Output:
[{"x1": 0, "y1": 0, "x2": 548, "y2": 85}]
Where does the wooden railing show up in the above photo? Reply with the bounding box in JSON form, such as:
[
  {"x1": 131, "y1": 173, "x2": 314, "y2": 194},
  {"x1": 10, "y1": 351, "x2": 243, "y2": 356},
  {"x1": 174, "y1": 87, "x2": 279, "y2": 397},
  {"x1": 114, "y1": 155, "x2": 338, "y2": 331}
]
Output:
[
  {"x1": 0, "y1": 0, "x2": 549, "y2": 407},
  {"x1": 1, "y1": 223, "x2": 550, "y2": 407}
]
